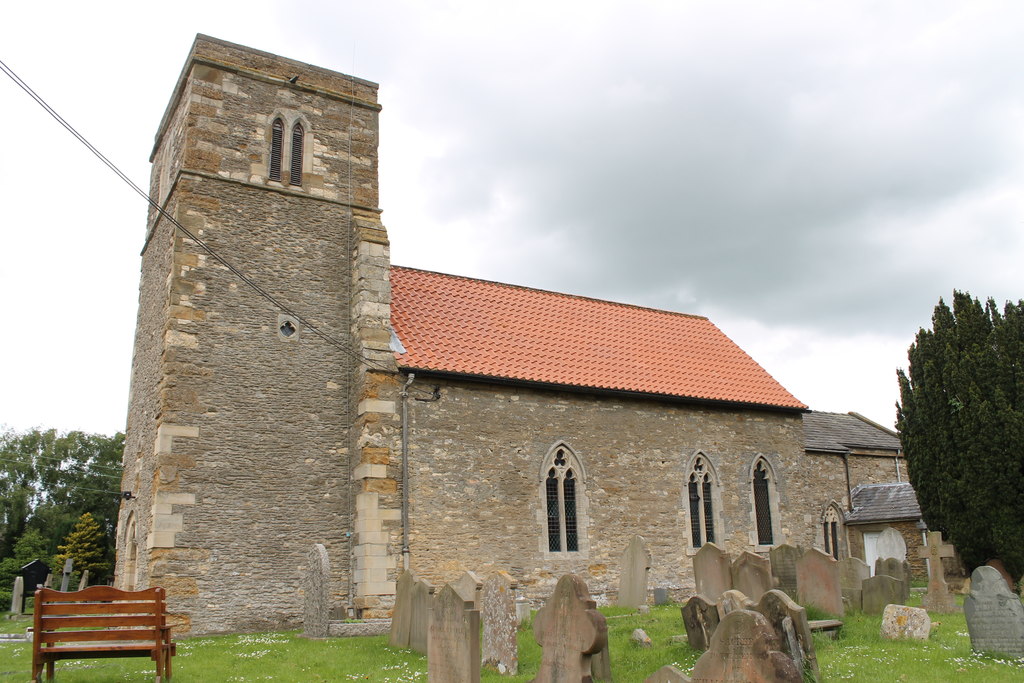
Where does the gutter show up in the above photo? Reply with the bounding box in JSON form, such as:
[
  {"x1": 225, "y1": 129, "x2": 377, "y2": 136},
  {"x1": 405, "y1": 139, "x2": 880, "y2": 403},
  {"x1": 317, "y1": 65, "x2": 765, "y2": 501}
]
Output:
[{"x1": 400, "y1": 372, "x2": 415, "y2": 571}]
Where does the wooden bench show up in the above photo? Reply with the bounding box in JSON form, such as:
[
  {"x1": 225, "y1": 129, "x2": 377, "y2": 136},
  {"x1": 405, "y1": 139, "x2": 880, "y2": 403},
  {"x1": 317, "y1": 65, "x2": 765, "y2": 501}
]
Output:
[
  {"x1": 808, "y1": 618, "x2": 844, "y2": 639},
  {"x1": 32, "y1": 586, "x2": 175, "y2": 682}
]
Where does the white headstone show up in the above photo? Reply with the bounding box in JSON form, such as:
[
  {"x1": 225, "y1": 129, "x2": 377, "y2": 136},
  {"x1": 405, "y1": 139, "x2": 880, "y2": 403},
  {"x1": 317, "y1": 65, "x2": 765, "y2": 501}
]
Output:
[{"x1": 876, "y1": 527, "x2": 907, "y2": 561}]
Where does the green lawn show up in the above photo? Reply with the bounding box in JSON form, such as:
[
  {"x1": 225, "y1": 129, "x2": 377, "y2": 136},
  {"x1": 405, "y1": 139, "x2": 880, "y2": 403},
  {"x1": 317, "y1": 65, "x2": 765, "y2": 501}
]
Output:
[{"x1": 3, "y1": 596, "x2": 1024, "y2": 681}]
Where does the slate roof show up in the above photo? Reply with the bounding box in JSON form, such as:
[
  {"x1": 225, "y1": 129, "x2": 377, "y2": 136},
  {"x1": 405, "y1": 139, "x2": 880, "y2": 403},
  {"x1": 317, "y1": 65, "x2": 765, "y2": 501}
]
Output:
[
  {"x1": 803, "y1": 411, "x2": 901, "y2": 453},
  {"x1": 846, "y1": 482, "x2": 922, "y2": 524},
  {"x1": 389, "y1": 266, "x2": 807, "y2": 410}
]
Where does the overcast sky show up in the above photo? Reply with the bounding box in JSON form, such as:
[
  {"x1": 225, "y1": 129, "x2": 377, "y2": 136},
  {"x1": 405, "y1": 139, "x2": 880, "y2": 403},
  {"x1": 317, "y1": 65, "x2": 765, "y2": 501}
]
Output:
[{"x1": 3, "y1": 1, "x2": 1023, "y2": 436}]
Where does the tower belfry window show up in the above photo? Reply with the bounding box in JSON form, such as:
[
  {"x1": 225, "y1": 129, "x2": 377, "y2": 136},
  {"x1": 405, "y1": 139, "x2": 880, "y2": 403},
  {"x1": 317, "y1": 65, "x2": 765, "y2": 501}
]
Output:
[
  {"x1": 269, "y1": 119, "x2": 284, "y2": 181},
  {"x1": 289, "y1": 122, "x2": 304, "y2": 186}
]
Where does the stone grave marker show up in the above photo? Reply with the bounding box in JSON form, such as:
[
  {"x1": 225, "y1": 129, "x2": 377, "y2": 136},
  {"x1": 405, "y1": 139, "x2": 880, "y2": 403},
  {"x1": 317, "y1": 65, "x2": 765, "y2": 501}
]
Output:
[
  {"x1": 755, "y1": 589, "x2": 819, "y2": 683},
  {"x1": 532, "y1": 574, "x2": 607, "y2": 683},
  {"x1": 718, "y1": 589, "x2": 755, "y2": 617},
  {"x1": 515, "y1": 596, "x2": 531, "y2": 625},
  {"x1": 918, "y1": 531, "x2": 957, "y2": 612},
  {"x1": 797, "y1": 548, "x2": 844, "y2": 616},
  {"x1": 59, "y1": 558, "x2": 74, "y2": 592},
  {"x1": 881, "y1": 604, "x2": 931, "y2": 640},
  {"x1": 681, "y1": 594, "x2": 721, "y2": 651},
  {"x1": 876, "y1": 527, "x2": 907, "y2": 561},
  {"x1": 302, "y1": 543, "x2": 331, "y2": 638},
  {"x1": 838, "y1": 557, "x2": 870, "y2": 612},
  {"x1": 693, "y1": 542, "x2": 731, "y2": 602},
  {"x1": 428, "y1": 583, "x2": 481, "y2": 683},
  {"x1": 77, "y1": 569, "x2": 90, "y2": 591},
  {"x1": 964, "y1": 565, "x2": 1024, "y2": 657},
  {"x1": 689, "y1": 609, "x2": 802, "y2": 682},
  {"x1": 44, "y1": 573, "x2": 53, "y2": 588},
  {"x1": 653, "y1": 588, "x2": 669, "y2": 605},
  {"x1": 453, "y1": 570, "x2": 483, "y2": 610},
  {"x1": 390, "y1": 570, "x2": 417, "y2": 649},
  {"x1": 590, "y1": 643, "x2": 612, "y2": 682},
  {"x1": 985, "y1": 559, "x2": 1015, "y2": 593},
  {"x1": 11, "y1": 576, "x2": 24, "y2": 614},
  {"x1": 481, "y1": 571, "x2": 518, "y2": 675},
  {"x1": 643, "y1": 665, "x2": 689, "y2": 682},
  {"x1": 874, "y1": 558, "x2": 911, "y2": 603},
  {"x1": 861, "y1": 574, "x2": 904, "y2": 615},
  {"x1": 769, "y1": 544, "x2": 802, "y2": 599},
  {"x1": 617, "y1": 535, "x2": 651, "y2": 609},
  {"x1": 731, "y1": 550, "x2": 773, "y2": 602},
  {"x1": 410, "y1": 578, "x2": 436, "y2": 655}
]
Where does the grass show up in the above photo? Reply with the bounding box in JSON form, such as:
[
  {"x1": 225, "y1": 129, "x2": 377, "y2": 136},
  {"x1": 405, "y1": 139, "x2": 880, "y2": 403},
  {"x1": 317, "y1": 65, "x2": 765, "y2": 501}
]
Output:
[{"x1": 3, "y1": 596, "x2": 1024, "y2": 682}]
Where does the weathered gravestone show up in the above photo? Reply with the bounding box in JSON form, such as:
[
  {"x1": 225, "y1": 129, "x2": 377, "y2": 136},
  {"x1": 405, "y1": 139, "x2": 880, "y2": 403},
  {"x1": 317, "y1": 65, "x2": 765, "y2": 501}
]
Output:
[
  {"x1": 769, "y1": 544, "x2": 801, "y2": 600},
  {"x1": 59, "y1": 558, "x2": 74, "y2": 592},
  {"x1": 11, "y1": 576, "x2": 24, "y2": 614},
  {"x1": 643, "y1": 665, "x2": 689, "y2": 683},
  {"x1": 874, "y1": 558, "x2": 911, "y2": 603},
  {"x1": 411, "y1": 578, "x2": 437, "y2": 655},
  {"x1": 876, "y1": 527, "x2": 907, "y2": 561},
  {"x1": 861, "y1": 574, "x2": 904, "y2": 615},
  {"x1": 964, "y1": 565, "x2": 1024, "y2": 657},
  {"x1": 731, "y1": 551, "x2": 773, "y2": 603},
  {"x1": 390, "y1": 570, "x2": 417, "y2": 649},
  {"x1": 881, "y1": 604, "x2": 931, "y2": 640},
  {"x1": 617, "y1": 535, "x2": 651, "y2": 609},
  {"x1": 718, "y1": 589, "x2": 755, "y2": 618},
  {"x1": 688, "y1": 609, "x2": 802, "y2": 682},
  {"x1": 453, "y1": 571, "x2": 483, "y2": 610},
  {"x1": 681, "y1": 594, "x2": 721, "y2": 651},
  {"x1": 653, "y1": 588, "x2": 669, "y2": 606},
  {"x1": 302, "y1": 543, "x2": 331, "y2": 638},
  {"x1": 693, "y1": 543, "x2": 731, "y2": 602},
  {"x1": 482, "y1": 571, "x2": 519, "y2": 675},
  {"x1": 838, "y1": 557, "x2": 870, "y2": 612},
  {"x1": 428, "y1": 583, "x2": 481, "y2": 683},
  {"x1": 797, "y1": 549, "x2": 844, "y2": 616},
  {"x1": 532, "y1": 574, "x2": 608, "y2": 683},
  {"x1": 590, "y1": 643, "x2": 612, "y2": 682},
  {"x1": 755, "y1": 589, "x2": 819, "y2": 683},
  {"x1": 77, "y1": 569, "x2": 90, "y2": 591},
  {"x1": 918, "y1": 531, "x2": 957, "y2": 612}
]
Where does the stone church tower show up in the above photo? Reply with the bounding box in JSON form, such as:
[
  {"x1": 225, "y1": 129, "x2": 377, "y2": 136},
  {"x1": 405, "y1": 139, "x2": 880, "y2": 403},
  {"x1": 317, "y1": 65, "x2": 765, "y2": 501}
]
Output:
[{"x1": 117, "y1": 35, "x2": 401, "y2": 634}]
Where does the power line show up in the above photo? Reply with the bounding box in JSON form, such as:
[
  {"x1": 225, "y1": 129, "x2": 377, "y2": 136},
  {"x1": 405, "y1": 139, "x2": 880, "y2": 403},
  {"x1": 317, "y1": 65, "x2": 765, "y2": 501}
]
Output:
[
  {"x1": 0, "y1": 449, "x2": 123, "y2": 473},
  {"x1": 0, "y1": 57, "x2": 392, "y2": 375},
  {"x1": 0, "y1": 456, "x2": 122, "y2": 479}
]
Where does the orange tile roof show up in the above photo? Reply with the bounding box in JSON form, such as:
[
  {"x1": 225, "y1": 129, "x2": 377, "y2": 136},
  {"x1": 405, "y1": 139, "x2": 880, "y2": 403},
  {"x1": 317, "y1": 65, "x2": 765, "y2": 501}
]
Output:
[{"x1": 390, "y1": 266, "x2": 807, "y2": 410}]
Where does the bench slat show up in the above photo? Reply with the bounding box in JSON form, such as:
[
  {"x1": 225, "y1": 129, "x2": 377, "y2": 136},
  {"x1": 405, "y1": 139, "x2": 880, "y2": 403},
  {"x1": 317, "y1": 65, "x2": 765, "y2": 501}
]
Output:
[
  {"x1": 40, "y1": 628, "x2": 161, "y2": 644},
  {"x1": 40, "y1": 614, "x2": 161, "y2": 629},
  {"x1": 39, "y1": 601, "x2": 160, "y2": 616}
]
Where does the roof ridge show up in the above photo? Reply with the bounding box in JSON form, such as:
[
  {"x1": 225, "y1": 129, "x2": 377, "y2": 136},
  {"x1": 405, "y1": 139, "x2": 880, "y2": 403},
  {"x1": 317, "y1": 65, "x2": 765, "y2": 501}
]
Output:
[{"x1": 391, "y1": 265, "x2": 710, "y2": 321}]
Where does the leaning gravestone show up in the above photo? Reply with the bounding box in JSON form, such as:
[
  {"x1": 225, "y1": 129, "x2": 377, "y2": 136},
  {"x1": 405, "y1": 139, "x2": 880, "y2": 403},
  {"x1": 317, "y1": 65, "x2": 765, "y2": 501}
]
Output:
[
  {"x1": 77, "y1": 569, "x2": 90, "y2": 591},
  {"x1": 681, "y1": 594, "x2": 721, "y2": 651},
  {"x1": 755, "y1": 589, "x2": 820, "y2": 683},
  {"x1": 861, "y1": 574, "x2": 904, "y2": 615},
  {"x1": 769, "y1": 544, "x2": 802, "y2": 600},
  {"x1": 390, "y1": 570, "x2": 417, "y2": 649},
  {"x1": 731, "y1": 551, "x2": 773, "y2": 602},
  {"x1": 693, "y1": 543, "x2": 732, "y2": 602},
  {"x1": 881, "y1": 604, "x2": 931, "y2": 640},
  {"x1": 964, "y1": 565, "x2": 1024, "y2": 657},
  {"x1": 797, "y1": 549, "x2": 844, "y2": 616},
  {"x1": 11, "y1": 576, "x2": 24, "y2": 614},
  {"x1": 876, "y1": 527, "x2": 907, "y2": 561},
  {"x1": 874, "y1": 558, "x2": 911, "y2": 603},
  {"x1": 689, "y1": 609, "x2": 802, "y2": 682},
  {"x1": 481, "y1": 571, "x2": 519, "y2": 675},
  {"x1": 453, "y1": 571, "x2": 483, "y2": 610},
  {"x1": 918, "y1": 531, "x2": 957, "y2": 612},
  {"x1": 302, "y1": 543, "x2": 331, "y2": 638},
  {"x1": 428, "y1": 584, "x2": 481, "y2": 683},
  {"x1": 410, "y1": 578, "x2": 436, "y2": 655},
  {"x1": 532, "y1": 574, "x2": 608, "y2": 683},
  {"x1": 838, "y1": 557, "x2": 871, "y2": 612},
  {"x1": 59, "y1": 558, "x2": 74, "y2": 592},
  {"x1": 617, "y1": 535, "x2": 651, "y2": 608}
]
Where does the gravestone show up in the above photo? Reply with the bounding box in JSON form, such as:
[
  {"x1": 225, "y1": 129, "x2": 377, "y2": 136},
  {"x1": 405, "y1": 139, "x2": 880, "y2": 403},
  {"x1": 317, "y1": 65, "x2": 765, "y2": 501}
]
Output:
[
  {"x1": 653, "y1": 588, "x2": 669, "y2": 606},
  {"x1": 453, "y1": 571, "x2": 483, "y2": 610},
  {"x1": 532, "y1": 574, "x2": 608, "y2": 683},
  {"x1": 796, "y1": 549, "x2": 844, "y2": 616},
  {"x1": 693, "y1": 542, "x2": 731, "y2": 602},
  {"x1": 718, "y1": 589, "x2": 755, "y2": 617},
  {"x1": 515, "y1": 596, "x2": 531, "y2": 625},
  {"x1": 918, "y1": 531, "x2": 957, "y2": 612},
  {"x1": 644, "y1": 665, "x2": 689, "y2": 682},
  {"x1": 428, "y1": 584, "x2": 481, "y2": 683},
  {"x1": 769, "y1": 544, "x2": 802, "y2": 599},
  {"x1": 410, "y1": 578, "x2": 436, "y2": 655},
  {"x1": 689, "y1": 609, "x2": 802, "y2": 682},
  {"x1": 302, "y1": 543, "x2": 331, "y2": 638},
  {"x1": 985, "y1": 559, "x2": 1015, "y2": 593},
  {"x1": 876, "y1": 527, "x2": 907, "y2": 561},
  {"x1": 838, "y1": 557, "x2": 870, "y2": 612},
  {"x1": 964, "y1": 565, "x2": 1024, "y2": 657},
  {"x1": 681, "y1": 594, "x2": 721, "y2": 651},
  {"x1": 389, "y1": 570, "x2": 417, "y2": 649},
  {"x1": 590, "y1": 642, "x2": 612, "y2": 682},
  {"x1": 874, "y1": 558, "x2": 911, "y2": 603},
  {"x1": 21, "y1": 559, "x2": 50, "y2": 591},
  {"x1": 731, "y1": 551, "x2": 773, "y2": 602},
  {"x1": 881, "y1": 604, "x2": 931, "y2": 640},
  {"x1": 11, "y1": 576, "x2": 24, "y2": 614},
  {"x1": 482, "y1": 571, "x2": 519, "y2": 675},
  {"x1": 617, "y1": 535, "x2": 651, "y2": 608},
  {"x1": 59, "y1": 558, "x2": 73, "y2": 592},
  {"x1": 77, "y1": 569, "x2": 90, "y2": 591},
  {"x1": 755, "y1": 589, "x2": 819, "y2": 683},
  {"x1": 861, "y1": 574, "x2": 904, "y2": 615}
]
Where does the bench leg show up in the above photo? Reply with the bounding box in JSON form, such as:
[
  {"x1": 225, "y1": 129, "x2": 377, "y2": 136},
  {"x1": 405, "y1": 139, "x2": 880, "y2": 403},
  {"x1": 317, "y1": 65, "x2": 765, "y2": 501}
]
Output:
[{"x1": 46, "y1": 661, "x2": 54, "y2": 681}]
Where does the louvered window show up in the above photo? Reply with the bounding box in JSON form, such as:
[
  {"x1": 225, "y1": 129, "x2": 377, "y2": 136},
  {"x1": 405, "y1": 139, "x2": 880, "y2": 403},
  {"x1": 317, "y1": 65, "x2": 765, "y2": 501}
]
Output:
[
  {"x1": 289, "y1": 122, "x2": 304, "y2": 186},
  {"x1": 753, "y1": 460, "x2": 774, "y2": 546},
  {"x1": 269, "y1": 119, "x2": 284, "y2": 181},
  {"x1": 543, "y1": 446, "x2": 583, "y2": 553},
  {"x1": 687, "y1": 456, "x2": 716, "y2": 548}
]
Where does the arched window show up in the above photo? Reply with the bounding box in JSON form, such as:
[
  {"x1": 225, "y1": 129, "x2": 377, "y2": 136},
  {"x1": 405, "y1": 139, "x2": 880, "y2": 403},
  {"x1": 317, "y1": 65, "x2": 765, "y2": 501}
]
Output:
[
  {"x1": 269, "y1": 118, "x2": 284, "y2": 181},
  {"x1": 122, "y1": 512, "x2": 139, "y2": 591},
  {"x1": 289, "y1": 122, "x2": 304, "y2": 186},
  {"x1": 686, "y1": 455, "x2": 718, "y2": 548},
  {"x1": 542, "y1": 445, "x2": 585, "y2": 553},
  {"x1": 822, "y1": 504, "x2": 843, "y2": 560},
  {"x1": 752, "y1": 458, "x2": 777, "y2": 546}
]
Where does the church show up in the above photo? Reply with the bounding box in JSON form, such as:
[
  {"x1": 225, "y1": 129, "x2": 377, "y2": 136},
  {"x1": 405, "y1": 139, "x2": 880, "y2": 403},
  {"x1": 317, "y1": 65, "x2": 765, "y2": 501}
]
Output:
[{"x1": 116, "y1": 35, "x2": 911, "y2": 635}]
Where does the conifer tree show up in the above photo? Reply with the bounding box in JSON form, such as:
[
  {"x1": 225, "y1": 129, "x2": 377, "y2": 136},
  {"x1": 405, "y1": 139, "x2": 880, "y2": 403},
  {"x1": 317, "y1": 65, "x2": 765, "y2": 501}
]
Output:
[
  {"x1": 897, "y1": 291, "x2": 1024, "y2": 582},
  {"x1": 53, "y1": 512, "x2": 109, "y2": 581}
]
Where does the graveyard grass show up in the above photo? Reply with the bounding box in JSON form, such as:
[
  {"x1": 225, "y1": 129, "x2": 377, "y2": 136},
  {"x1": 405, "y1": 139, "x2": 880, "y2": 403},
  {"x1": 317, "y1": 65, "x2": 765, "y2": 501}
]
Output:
[{"x1": 3, "y1": 595, "x2": 1024, "y2": 681}]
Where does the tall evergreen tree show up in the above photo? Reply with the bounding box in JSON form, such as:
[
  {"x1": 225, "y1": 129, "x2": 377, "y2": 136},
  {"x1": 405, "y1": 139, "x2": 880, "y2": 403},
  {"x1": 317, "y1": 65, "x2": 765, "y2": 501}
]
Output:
[
  {"x1": 898, "y1": 291, "x2": 1024, "y2": 581},
  {"x1": 54, "y1": 512, "x2": 109, "y2": 580}
]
